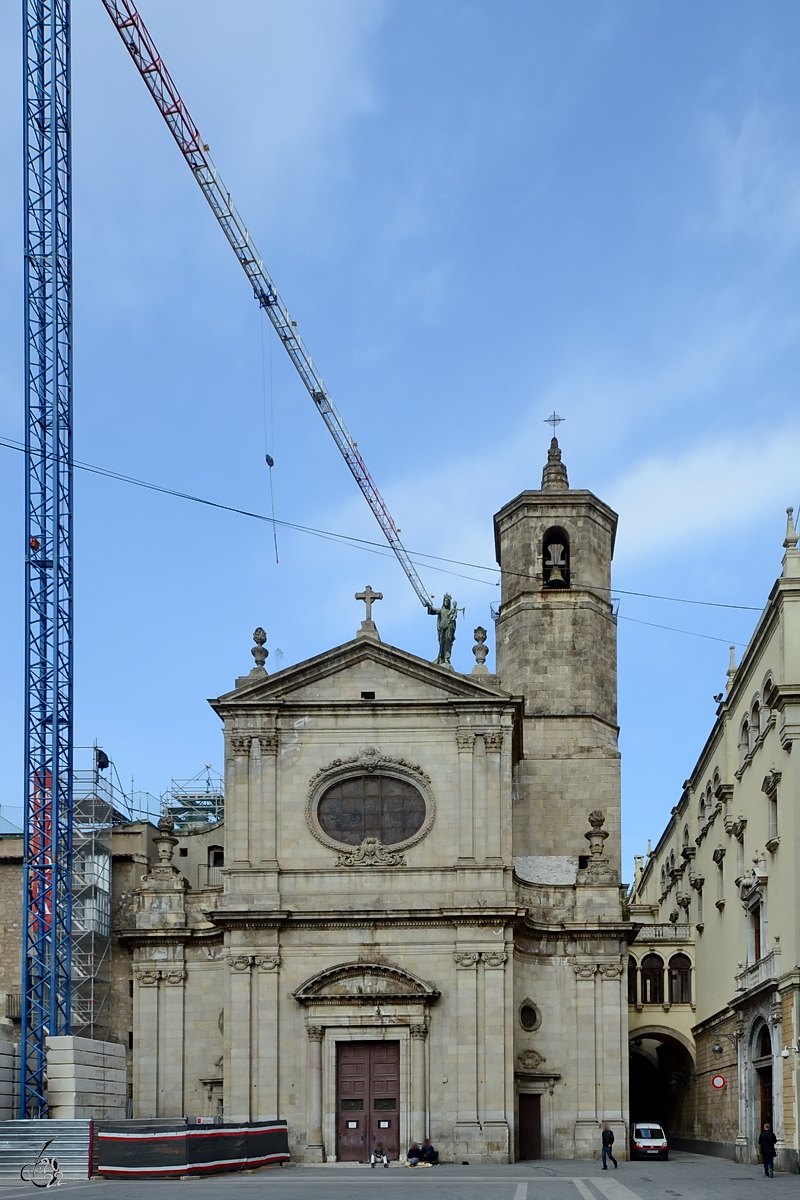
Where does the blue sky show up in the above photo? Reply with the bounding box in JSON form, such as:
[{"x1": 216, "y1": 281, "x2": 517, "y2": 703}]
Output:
[{"x1": 1, "y1": 1, "x2": 798, "y2": 874}]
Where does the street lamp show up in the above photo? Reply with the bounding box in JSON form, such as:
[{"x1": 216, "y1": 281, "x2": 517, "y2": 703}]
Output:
[{"x1": 712, "y1": 1032, "x2": 740, "y2": 1056}]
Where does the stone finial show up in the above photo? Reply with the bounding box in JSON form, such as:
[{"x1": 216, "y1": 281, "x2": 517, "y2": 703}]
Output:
[
  {"x1": 471, "y1": 626, "x2": 489, "y2": 675},
  {"x1": 585, "y1": 809, "x2": 609, "y2": 856},
  {"x1": 541, "y1": 437, "x2": 569, "y2": 492},
  {"x1": 251, "y1": 627, "x2": 269, "y2": 672},
  {"x1": 154, "y1": 811, "x2": 178, "y2": 866},
  {"x1": 726, "y1": 644, "x2": 737, "y2": 693},
  {"x1": 783, "y1": 507, "x2": 800, "y2": 580}
]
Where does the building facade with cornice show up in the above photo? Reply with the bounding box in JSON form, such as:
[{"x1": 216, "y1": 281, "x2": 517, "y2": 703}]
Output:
[
  {"x1": 119, "y1": 439, "x2": 635, "y2": 1163},
  {"x1": 628, "y1": 508, "x2": 800, "y2": 1170}
]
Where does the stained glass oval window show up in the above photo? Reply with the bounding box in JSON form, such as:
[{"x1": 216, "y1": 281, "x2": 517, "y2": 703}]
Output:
[{"x1": 317, "y1": 775, "x2": 426, "y2": 846}]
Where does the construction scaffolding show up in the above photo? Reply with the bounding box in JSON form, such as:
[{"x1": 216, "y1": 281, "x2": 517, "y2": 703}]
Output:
[
  {"x1": 165, "y1": 765, "x2": 224, "y2": 832},
  {"x1": 69, "y1": 757, "x2": 117, "y2": 1042}
]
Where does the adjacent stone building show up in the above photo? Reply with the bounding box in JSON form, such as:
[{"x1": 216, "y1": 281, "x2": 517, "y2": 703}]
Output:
[
  {"x1": 116, "y1": 439, "x2": 633, "y2": 1162},
  {"x1": 628, "y1": 507, "x2": 800, "y2": 1169}
]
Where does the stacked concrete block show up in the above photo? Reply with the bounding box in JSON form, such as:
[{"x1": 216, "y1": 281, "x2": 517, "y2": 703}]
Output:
[
  {"x1": 46, "y1": 1035, "x2": 127, "y2": 1119},
  {"x1": 0, "y1": 1032, "x2": 18, "y2": 1119}
]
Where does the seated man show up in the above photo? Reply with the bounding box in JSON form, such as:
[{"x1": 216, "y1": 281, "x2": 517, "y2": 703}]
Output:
[
  {"x1": 420, "y1": 1138, "x2": 439, "y2": 1165},
  {"x1": 370, "y1": 1143, "x2": 389, "y2": 1168},
  {"x1": 406, "y1": 1141, "x2": 422, "y2": 1166}
]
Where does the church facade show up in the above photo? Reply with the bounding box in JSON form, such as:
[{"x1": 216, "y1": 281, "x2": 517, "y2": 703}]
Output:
[{"x1": 124, "y1": 440, "x2": 634, "y2": 1162}]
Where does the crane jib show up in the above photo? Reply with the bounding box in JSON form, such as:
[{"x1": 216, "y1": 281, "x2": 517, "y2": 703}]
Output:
[{"x1": 102, "y1": 0, "x2": 430, "y2": 609}]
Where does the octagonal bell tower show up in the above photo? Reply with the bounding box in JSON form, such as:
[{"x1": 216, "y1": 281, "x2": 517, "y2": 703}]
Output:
[{"x1": 493, "y1": 438, "x2": 620, "y2": 869}]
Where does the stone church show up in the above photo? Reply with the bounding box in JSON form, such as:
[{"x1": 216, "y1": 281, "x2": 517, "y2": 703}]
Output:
[{"x1": 125, "y1": 439, "x2": 633, "y2": 1162}]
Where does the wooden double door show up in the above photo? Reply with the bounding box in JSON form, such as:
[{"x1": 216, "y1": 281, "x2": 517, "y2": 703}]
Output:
[{"x1": 337, "y1": 1041, "x2": 400, "y2": 1161}]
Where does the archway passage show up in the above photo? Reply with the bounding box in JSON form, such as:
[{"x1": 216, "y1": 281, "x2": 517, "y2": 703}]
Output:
[{"x1": 629, "y1": 1031, "x2": 695, "y2": 1141}]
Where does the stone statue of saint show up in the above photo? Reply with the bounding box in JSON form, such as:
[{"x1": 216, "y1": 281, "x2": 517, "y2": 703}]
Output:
[{"x1": 427, "y1": 594, "x2": 458, "y2": 666}]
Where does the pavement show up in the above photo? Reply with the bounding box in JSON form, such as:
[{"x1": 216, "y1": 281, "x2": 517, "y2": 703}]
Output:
[{"x1": 1, "y1": 1151, "x2": 797, "y2": 1198}]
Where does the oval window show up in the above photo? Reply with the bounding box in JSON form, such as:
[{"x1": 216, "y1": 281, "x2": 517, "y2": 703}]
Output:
[
  {"x1": 317, "y1": 775, "x2": 426, "y2": 846},
  {"x1": 519, "y1": 1003, "x2": 541, "y2": 1032}
]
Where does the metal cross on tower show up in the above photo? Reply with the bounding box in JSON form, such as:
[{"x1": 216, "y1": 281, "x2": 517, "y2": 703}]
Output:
[
  {"x1": 544, "y1": 411, "x2": 565, "y2": 434},
  {"x1": 21, "y1": 0, "x2": 74, "y2": 1117}
]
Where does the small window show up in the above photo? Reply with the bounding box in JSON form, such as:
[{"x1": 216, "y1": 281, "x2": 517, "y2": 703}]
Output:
[
  {"x1": 542, "y1": 526, "x2": 570, "y2": 588},
  {"x1": 519, "y1": 1002, "x2": 541, "y2": 1031},
  {"x1": 208, "y1": 845, "x2": 224, "y2": 868},
  {"x1": 178, "y1": 847, "x2": 188, "y2": 857},
  {"x1": 758, "y1": 1025, "x2": 772, "y2": 1060},
  {"x1": 374, "y1": 1098, "x2": 396, "y2": 1110},
  {"x1": 361, "y1": 691, "x2": 376, "y2": 700},
  {"x1": 640, "y1": 954, "x2": 664, "y2": 1004},
  {"x1": 341, "y1": 1099, "x2": 363, "y2": 1110},
  {"x1": 668, "y1": 953, "x2": 692, "y2": 1004}
]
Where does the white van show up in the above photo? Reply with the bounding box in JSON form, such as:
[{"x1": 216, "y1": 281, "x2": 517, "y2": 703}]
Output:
[{"x1": 630, "y1": 1122, "x2": 669, "y2": 1160}]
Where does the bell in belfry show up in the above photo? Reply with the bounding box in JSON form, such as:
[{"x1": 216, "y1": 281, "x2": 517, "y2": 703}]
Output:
[{"x1": 545, "y1": 541, "x2": 566, "y2": 583}]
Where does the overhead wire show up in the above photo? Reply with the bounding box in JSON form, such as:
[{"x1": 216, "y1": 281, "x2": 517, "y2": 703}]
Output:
[{"x1": 0, "y1": 434, "x2": 764, "y2": 634}]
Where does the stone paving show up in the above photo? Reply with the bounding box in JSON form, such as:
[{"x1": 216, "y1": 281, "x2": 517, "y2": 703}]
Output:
[{"x1": 2, "y1": 1151, "x2": 798, "y2": 1199}]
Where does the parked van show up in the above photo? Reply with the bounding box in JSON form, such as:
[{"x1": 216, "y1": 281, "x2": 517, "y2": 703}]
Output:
[{"x1": 630, "y1": 1122, "x2": 669, "y2": 1160}]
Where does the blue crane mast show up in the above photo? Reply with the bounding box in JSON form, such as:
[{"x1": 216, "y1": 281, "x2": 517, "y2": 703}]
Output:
[{"x1": 21, "y1": 0, "x2": 74, "y2": 1117}]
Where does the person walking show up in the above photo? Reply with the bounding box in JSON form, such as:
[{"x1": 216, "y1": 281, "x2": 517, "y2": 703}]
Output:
[
  {"x1": 758, "y1": 1122, "x2": 777, "y2": 1177},
  {"x1": 601, "y1": 1123, "x2": 618, "y2": 1170}
]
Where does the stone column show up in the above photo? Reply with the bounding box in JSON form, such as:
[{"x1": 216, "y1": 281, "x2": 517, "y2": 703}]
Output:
[
  {"x1": 573, "y1": 963, "x2": 598, "y2": 1158},
  {"x1": 133, "y1": 968, "x2": 159, "y2": 1117},
  {"x1": 454, "y1": 951, "x2": 480, "y2": 1156},
  {"x1": 306, "y1": 1026, "x2": 324, "y2": 1162},
  {"x1": 256, "y1": 734, "x2": 279, "y2": 866},
  {"x1": 228, "y1": 735, "x2": 252, "y2": 866},
  {"x1": 410, "y1": 1024, "x2": 428, "y2": 1143},
  {"x1": 456, "y1": 731, "x2": 475, "y2": 862},
  {"x1": 484, "y1": 731, "x2": 503, "y2": 862},
  {"x1": 226, "y1": 955, "x2": 253, "y2": 1121},
  {"x1": 483, "y1": 951, "x2": 509, "y2": 1134},
  {"x1": 256, "y1": 954, "x2": 281, "y2": 1119},
  {"x1": 162, "y1": 968, "x2": 186, "y2": 1116}
]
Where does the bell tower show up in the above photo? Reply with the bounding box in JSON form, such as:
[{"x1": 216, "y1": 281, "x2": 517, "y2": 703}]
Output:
[{"x1": 493, "y1": 438, "x2": 620, "y2": 867}]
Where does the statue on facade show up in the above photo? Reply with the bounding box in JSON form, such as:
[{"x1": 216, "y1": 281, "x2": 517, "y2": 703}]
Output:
[{"x1": 427, "y1": 594, "x2": 459, "y2": 666}]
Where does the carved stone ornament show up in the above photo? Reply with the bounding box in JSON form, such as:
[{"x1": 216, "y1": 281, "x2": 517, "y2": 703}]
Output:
[
  {"x1": 306, "y1": 749, "x2": 434, "y2": 857},
  {"x1": 456, "y1": 729, "x2": 475, "y2": 752},
  {"x1": 518, "y1": 1049, "x2": 546, "y2": 1071},
  {"x1": 227, "y1": 955, "x2": 255, "y2": 972},
  {"x1": 335, "y1": 838, "x2": 406, "y2": 867},
  {"x1": 585, "y1": 809, "x2": 609, "y2": 856},
  {"x1": 410, "y1": 1024, "x2": 428, "y2": 1040},
  {"x1": 251, "y1": 627, "x2": 269, "y2": 670},
  {"x1": 135, "y1": 969, "x2": 161, "y2": 987},
  {"x1": 483, "y1": 950, "x2": 508, "y2": 968},
  {"x1": 574, "y1": 964, "x2": 596, "y2": 979},
  {"x1": 135, "y1": 967, "x2": 185, "y2": 986},
  {"x1": 258, "y1": 733, "x2": 278, "y2": 756},
  {"x1": 472, "y1": 627, "x2": 489, "y2": 668},
  {"x1": 255, "y1": 954, "x2": 281, "y2": 971},
  {"x1": 598, "y1": 964, "x2": 623, "y2": 979},
  {"x1": 712, "y1": 846, "x2": 726, "y2": 865},
  {"x1": 306, "y1": 1025, "x2": 324, "y2": 1041},
  {"x1": 454, "y1": 952, "x2": 480, "y2": 968},
  {"x1": 484, "y1": 730, "x2": 504, "y2": 753},
  {"x1": 230, "y1": 735, "x2": 252, "y2": 756}
]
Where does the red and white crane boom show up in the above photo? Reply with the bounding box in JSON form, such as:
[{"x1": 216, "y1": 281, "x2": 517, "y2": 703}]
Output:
[{"x1": 101, "y1": 0, "x2": 431, "y2": 609}]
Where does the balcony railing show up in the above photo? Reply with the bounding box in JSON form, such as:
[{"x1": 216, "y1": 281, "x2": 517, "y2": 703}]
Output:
[
  {"x1": 735, "y1": 946, "x2": 781, "y2": 993},
  {"x1": 635, "y1": 923, "x2": 693, "y2": 942}
]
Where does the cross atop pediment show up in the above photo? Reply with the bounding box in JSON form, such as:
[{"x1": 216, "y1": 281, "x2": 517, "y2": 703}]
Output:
[{"x1": 355, "y1": 585, "x2": 383, "y2": 641}]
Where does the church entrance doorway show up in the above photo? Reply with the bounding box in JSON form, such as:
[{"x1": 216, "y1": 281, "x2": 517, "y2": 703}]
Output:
[
  {"x1": 336, "y1": 1041, "x2": 400, "y2": 1161},
  {"x1": 518, "y1": 1093, "x2": 541, "y2": 1159}
]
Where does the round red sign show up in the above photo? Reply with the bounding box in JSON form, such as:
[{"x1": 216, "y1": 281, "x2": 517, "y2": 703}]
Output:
[{"x1": 712, "y1": 1074, "x2": 726, "y2": 1089}]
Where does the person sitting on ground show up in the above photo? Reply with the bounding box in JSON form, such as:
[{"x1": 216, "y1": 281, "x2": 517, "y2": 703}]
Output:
[
  {"x1": 406, "y1": 1141, "x2": 422, "y2": 1166},
  {"x1": 370, "y1": 1142, "x2": 389, "y2": 1168},
  {"x1": 420, "y1": 1138, "x2": 439, "y2": 1165}
]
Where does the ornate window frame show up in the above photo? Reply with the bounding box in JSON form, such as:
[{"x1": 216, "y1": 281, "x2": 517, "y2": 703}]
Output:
[{"x1": 305, "y1": 746, "x2": 435, "y2": 860}]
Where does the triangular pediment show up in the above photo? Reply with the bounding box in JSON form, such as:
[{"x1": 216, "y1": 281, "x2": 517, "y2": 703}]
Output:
[
  {"x1": 294, "y1": 961, "x2": 440, "y2": 1005},
  {"x1": 210, "y1": 636, "x2": 511, "y2": 711}
]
